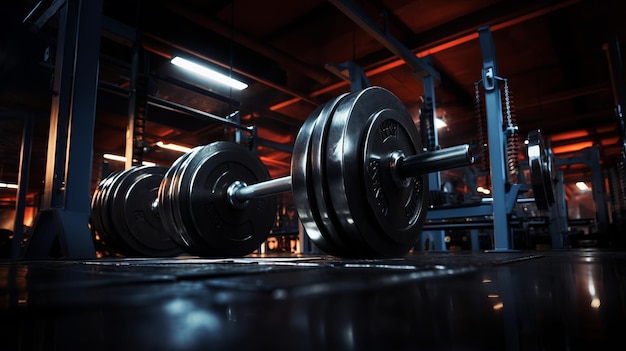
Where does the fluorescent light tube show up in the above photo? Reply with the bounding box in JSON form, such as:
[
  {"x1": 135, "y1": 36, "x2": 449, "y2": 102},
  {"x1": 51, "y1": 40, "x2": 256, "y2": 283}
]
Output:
[
  {"x1": 156, "y1": 141, "x2": 192, "y2": 153},
  {"x1": 171, "y1": 56, "x2": 248, "y2": 90},
  {"x1": 0, "y1": 182, "x2": 18, "y2": 189},
  {"x1": 435, "y1": 118, "x2": 447, "y2": 129},
  {"x1": 576, "y1": 181, "x2": 589, "y2": 190},
  {"x1": 103, "y1": 154, "x2": 156, "y2": 166}
]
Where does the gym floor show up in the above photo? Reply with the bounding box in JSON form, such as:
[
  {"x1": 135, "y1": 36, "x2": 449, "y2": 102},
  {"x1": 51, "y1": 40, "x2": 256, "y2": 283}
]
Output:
[{"x1": 1, "y1": 248, "x2": 625, "y2": 350}]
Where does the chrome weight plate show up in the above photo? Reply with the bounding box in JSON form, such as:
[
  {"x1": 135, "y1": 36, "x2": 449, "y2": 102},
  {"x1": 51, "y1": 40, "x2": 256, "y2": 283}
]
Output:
[
  {"x1": 527, "y1": 129, "x2": 555, "y2": 211},
  {"x1": 292, "y1": 93, "x2": 355, "y2": 257},
  {"x1": 309, "y1": 93, "x2": 366, "y2": 255},
  {"x1": 98, "y1": 170, "x2": 133, "y2": 252},
  {"x1": 361, "y1": 108, "x2": 427, "y2": 246},
  {"x1": 325, "y1": 86, "x2": 428, "y2": 257},
  {"x1": 159, "y1": 146, "x2": 208, "y2": 254},
  {"x1": 110, "y1": 166, "x2": 183, "y2": 257},
  {"x1": 90, "y1": 170, "x2": 122, "y2": 251},
  {"x1": 165, "y1": 141, "x2": 276, "y2": 257}
]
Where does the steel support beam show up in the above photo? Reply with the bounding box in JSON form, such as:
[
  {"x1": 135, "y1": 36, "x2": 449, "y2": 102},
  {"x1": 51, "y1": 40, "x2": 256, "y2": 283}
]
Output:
[
  {"x1": 556, "y1": 146, "x2": 610, "y2": 240},
  {"x1": 23, "y1": 0, "x2": 67, "y2": 32},
  {"x1": 477, "y1": 26, "x2": 513, "y2": 251},
  {"x1": 12, "y1": 116, "x2": 33, "y2": 259},
  {"x1": 329, "y1": 0, "x2": 440, "y2": 82},
  {"x1": 25, "y1": 0, "x2": 102, "y2": 259}
]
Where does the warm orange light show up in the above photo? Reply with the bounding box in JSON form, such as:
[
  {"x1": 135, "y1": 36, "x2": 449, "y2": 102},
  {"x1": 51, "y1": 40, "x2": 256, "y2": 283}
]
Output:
[
  {"x1": 601, "y1": 137, "x2": 619, "y2": 146},
  {"x1": 551, "y1": 130, "x2": 588, "y2": 142},
  {"x1": 417, "y1": 33, "x2": 479, "y2": 58},
  {"x1": 268, "y1": 0, "x2": 583, "y2": 112},
  {"x1": 269, "y1": 97, "x2": 302, "y2": 111},
  {"x1": 552, "y1": 141, "x2": 593, "y2": 154},
  {"x1": 310, "y1": 81, "x2": 349, "y2": 97},
  {"x1": 259, "y1": 156, "x2": 290, "y2": 168}
]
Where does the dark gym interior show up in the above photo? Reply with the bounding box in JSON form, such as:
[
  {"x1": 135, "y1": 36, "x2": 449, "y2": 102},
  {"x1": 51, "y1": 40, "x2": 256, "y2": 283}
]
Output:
[{"x1": 1, "y1": 0, "x2": 626, "y2": 350}]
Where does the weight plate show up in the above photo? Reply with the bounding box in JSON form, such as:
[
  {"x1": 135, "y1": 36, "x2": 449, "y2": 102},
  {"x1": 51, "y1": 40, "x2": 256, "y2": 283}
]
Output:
[
  {"x1": 292, "y1": 93, "x2": 355, "y2": 257},
  {"x1": 171, "y1": 146, "x2": 222, "y2": 254},
  {"x1": 527, "y1": 130, "x2": 555, "y2": 211},
  {"x1": 310, "y1": 93, "x2": 365, "y2": 254},
  {"x1": 361, "y1": 108, "x2": 427, "y2": 244},
  {"x1": 110, "y1": 166, "x2": 183, "y2": 257},
  {"x1": 167, "y1": 141, "x2": 276, "y2": 257},
  {"x1": 90, "y1": 170, "x2": 121, "y2": 250},
  {"x1": 99, "y1": 170, "x2": 131, "y2": 251},
  {"x1": 325, "y1": 86, "x2": 427, "y2": 257},
  {"x1": 159, "y1": 146, "x2": 206, "y2": 253}
]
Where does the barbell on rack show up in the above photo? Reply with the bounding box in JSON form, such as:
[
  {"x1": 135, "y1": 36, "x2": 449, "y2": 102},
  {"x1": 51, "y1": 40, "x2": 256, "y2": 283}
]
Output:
[{"x1": 90, "y1": 86, "x2": 474, "y2": 258}]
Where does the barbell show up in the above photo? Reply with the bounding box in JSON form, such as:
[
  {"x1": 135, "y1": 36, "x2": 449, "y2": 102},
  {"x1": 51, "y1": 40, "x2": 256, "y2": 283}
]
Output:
[{"x1": 90, "y1": 86, "x2": 474, "y2": 258}]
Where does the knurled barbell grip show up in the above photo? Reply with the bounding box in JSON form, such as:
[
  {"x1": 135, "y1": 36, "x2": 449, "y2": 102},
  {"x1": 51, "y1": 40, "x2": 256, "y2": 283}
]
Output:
[{"x1": 396, "y1": 144, "x2": 474, "y2": 179}]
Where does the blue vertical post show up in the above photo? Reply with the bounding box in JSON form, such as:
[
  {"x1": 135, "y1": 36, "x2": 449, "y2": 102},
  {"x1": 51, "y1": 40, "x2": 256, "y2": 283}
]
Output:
[
  {"x1": 588, "y1": 147, "x2": 610, "y2": 238},
  {"x1": 63, "y1": 0, "x2": 102, "y2": 215},
  {"x1": 25, "y1": 0, "x2": 102, "y2": 259},
  {"x1": 478, "y1": 26, "x2": 512, "y2": 251},
  {"x1": 550, "y1": 169, "x2": 568, "y2": 249},
  {"x1": 42, "y1": 0, "x2": 76, "y2": 209},
  {"x1": 423, "y1": 71, "x2": 440, "y2": 188},
  {"x1": 421, "y1": 68, "x2": 447, "y2": 251},
  {"x1": 125, "y1": 29, "x2": 140, "y2": 169}
]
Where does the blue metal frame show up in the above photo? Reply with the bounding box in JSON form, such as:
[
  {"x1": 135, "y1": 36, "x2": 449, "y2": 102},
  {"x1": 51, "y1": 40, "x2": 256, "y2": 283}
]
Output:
[
  {"x1": 555, "y1": 146, "x2": 609, "y2": 237},
  {"x1": 421, "y1": 26, "x2": 523, "y2": 251},
  {"x1": 25, "y1": 0, "x2": 102, "y2": 259},
  {"x1": 325, "y1": 61, "x2": 371, "y2": 92},
  {"x1": 477, "y1": 26, "x2": 514, "y2": 251}
]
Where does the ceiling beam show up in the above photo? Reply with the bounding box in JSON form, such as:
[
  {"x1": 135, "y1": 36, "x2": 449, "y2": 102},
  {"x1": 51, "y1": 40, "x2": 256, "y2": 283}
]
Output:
[{"x1": 164, "y1": 3, "x2": 336, "y2": 86}]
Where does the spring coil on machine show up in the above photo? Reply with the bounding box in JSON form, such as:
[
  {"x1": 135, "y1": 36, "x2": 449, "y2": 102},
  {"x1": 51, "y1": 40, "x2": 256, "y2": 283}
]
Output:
[
  {"x1": 474, "y1": 82, "x2": 490, "y2": 172},
  {"x1": 503, "y1": 79, "x2": 520, "y2": 184}
]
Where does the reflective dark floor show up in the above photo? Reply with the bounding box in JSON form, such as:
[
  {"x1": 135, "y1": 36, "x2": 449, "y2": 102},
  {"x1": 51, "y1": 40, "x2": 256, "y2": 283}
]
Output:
[{"x1": 1, "y1": 248, "x2": 626, "y2": 350}]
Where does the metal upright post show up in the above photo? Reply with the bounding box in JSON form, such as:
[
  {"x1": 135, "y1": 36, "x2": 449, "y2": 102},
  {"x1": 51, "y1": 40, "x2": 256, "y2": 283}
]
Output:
[
  {"x1": 477, "y1": 26, "x2": 512, "y2": 251},
  {"x1": 555, "y1": 146, "x2": 609, "y2": 243},
  {"x1": 605, "y1": 38, "x2": 626, "y2": 162},
  {"x1": 125, "y1": 30, "x2": 141, "y2": 169},
  {"x1": 12, "y1": 115, "x2": 33, "y2": 259},
  {"x1": 423, "y1": 68, "x2": 440, "y2": 188},
  {"x1": 420, "y1": 67, "x2": 448, "y2": 251},
  {"x1": 550, "y1": 169, "x2": 568, "y2": 249},
  {"x1": 24, "y1": 0, "x2": 103, "y2": 259}
]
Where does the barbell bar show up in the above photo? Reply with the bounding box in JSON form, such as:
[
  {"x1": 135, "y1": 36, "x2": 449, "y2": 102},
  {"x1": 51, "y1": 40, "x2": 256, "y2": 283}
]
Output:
[{"x1": 228, "y1": 144, "x2": 472, "y2": 206}]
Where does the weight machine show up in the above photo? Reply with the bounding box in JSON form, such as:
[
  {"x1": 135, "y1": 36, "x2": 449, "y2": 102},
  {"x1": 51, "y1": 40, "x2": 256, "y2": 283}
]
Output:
[{"x1": 421, "y1": 26, "x2": 563, "y2": 252}]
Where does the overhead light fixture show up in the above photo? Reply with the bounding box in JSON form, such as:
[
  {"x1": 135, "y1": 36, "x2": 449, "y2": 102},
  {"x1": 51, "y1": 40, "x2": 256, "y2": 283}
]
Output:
[
  {"x1": 476, "y1": 186, "x2": 491, "y2": 195},
  {"x1": 435, "y1": 118, "x2": 447, "y2": 129},
  {"x1": 103, "y1": 154, "x2": 156, "y2": 166},
  {"x1": 156, "y1": 141, "x2": 192, "y2": 153},
  {"x1": 0, "y1": 182, "x2": 18, "y2": 189},
  {"x1": 170, "y1": 56, "x2": 248, "y2": 90},
  {"x1": 576, "y1": 181, "x2": 589, "y2": 191}
]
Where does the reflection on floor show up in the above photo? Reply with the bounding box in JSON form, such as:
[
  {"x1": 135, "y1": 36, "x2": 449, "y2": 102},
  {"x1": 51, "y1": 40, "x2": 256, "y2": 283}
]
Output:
[{"x1": 1, "y1": 249, "x2": 625, "y2": 350}]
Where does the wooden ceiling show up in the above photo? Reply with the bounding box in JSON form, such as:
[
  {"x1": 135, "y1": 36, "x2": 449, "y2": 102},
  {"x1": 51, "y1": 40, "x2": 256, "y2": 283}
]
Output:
[{"x1": 1, "y1": 0, "x2": 625, "y2": 204}]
